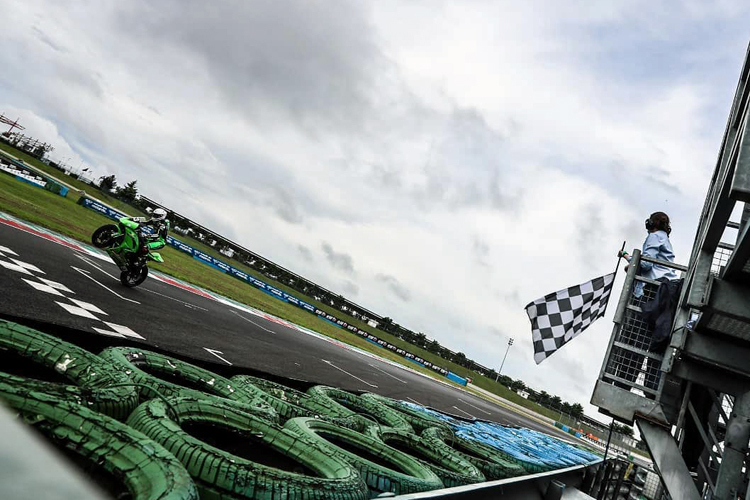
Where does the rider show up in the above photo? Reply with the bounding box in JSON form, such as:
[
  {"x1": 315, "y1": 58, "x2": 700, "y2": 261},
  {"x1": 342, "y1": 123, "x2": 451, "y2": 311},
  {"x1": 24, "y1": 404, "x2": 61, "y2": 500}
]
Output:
[{"x1": 135, "y1": 208, "x2": 169, "y2": 256}]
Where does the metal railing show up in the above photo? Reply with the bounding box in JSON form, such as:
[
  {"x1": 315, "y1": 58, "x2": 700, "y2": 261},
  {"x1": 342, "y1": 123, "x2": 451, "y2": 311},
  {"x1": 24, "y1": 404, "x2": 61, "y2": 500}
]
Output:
[{"x1": 596, "y1": 250, "x2": 687, "y2": 406}]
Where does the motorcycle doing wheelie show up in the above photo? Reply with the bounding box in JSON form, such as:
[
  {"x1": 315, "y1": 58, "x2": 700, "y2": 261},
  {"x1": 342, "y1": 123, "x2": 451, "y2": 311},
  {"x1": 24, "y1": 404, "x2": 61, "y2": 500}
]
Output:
[{"x1": 91, "y1": 212, "x2": 168, "y2": 287}]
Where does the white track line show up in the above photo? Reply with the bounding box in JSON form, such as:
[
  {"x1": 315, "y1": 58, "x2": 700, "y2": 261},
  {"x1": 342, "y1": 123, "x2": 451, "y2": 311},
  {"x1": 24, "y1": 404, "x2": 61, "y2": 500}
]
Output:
[
  {"x1": 322, "y1": 359, "x2": 378, "y2": 388},
  {"x1": 368, "y1": 363, "x2": 407, "y2": 384},
  {"x1": 74, "y1": 254, "x2": 118, "y2": 279},
  {"x1": 407, "y1": 396, "x2": 424, "y2": 406},
  {"x1": 204, "y1": 348, "x2": 233, "y2": 365},
  {"x1": 70, "y1": 266, "x2": 140, "y2": 304},
  {"x1": 452, "y1": 405, "x2": 476, "y2": 419},
  {"x1": 457, "y1": 397, "x2": 492, "y2": 415},
  {"x1": 75, "y1": 254, "x2": 208, "y2": 311},
  {"x1": 230, "y1": 310, "x2": 275, "y2": 334},
  {"x1": 141, "y1": 287, "x2": 209, "y2": 311},
  {"x1": 0, "y1": 245, "x2": 18, "y2": 256}
]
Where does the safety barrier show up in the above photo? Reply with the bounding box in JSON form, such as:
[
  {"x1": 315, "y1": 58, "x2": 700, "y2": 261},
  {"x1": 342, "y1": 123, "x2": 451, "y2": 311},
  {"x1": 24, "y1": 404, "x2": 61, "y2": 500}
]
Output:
[
  {"x1": 0, "y1": 156, "x2": 69, "y2": 197},
  {"x1": 78, "y1": 196, "x2": 464, "y2": 384}
]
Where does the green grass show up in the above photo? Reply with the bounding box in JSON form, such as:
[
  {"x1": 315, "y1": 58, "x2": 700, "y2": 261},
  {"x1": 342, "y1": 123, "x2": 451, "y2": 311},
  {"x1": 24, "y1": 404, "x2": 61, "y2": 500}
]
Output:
[
  {"x1": 0, "y1": 171, "x2": 576, "y2": 425},
  {"x1": 0, "y1": 141, "x2": 145, "y2": 216}
]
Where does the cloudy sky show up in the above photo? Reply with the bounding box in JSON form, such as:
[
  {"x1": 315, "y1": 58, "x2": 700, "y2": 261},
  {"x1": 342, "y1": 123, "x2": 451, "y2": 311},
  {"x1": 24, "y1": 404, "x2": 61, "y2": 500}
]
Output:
[{"x1": 2, "y1": 1, "x2": 749, "y2": 413}]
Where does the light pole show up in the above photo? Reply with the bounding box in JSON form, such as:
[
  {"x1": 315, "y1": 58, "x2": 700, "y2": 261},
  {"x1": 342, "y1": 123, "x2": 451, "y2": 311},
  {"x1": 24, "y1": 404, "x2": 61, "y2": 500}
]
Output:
[{"x1": 495, "y1": 337, "x2": 514, "y2": 382}]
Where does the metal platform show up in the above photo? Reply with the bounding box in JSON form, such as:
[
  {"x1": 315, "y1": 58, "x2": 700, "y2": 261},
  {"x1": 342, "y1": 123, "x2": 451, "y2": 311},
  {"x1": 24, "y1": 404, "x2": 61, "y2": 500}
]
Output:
[{"x1": 591, "y1": 39, "x2": 750, "y2": 500}]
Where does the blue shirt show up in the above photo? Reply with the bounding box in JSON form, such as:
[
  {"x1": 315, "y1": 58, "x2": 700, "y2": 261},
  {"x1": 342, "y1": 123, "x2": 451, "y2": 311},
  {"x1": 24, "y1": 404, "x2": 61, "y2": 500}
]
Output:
[{"x1": 633, "y1": 230, "x2": 678, "y2": 297}]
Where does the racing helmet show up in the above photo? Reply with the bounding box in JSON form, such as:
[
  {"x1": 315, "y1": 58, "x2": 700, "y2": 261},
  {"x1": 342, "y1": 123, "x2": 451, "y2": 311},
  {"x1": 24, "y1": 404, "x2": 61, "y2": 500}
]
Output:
[{"x1": 152, "y1": 208, "x2": 167, "y2": 222}]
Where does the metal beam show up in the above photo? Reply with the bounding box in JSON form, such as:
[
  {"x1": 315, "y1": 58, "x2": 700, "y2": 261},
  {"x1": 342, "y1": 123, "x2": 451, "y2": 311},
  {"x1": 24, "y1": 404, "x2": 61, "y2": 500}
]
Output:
[
  {"x1": 636, "y1": 418, "x2": 701, "y2": 500},
  {"x1": 591, "y1": 381, "x2": 668, "y2": 426},
  {"x1": 671, "y1": 360, "x2": 750, "y2": 396},
  {"x1": 731, "y1": 112, "x2": 750, "y2": 203},
  {"x1": 395, "y1": 461, "x2": 600, "y2": 500},
  {"x1": 640, "y1": 255, "x2": 689, "y2": 272},
  {"x1": 699, "y1": 279, "x2": 750, "y2": 341},
  {"x1": 723, "y1": 216, "x2": 750, "y2": 280},
  {"x1": 713, "y1": 391, "x2": 750, "y2": 500},
  {"x1": 681, "y1": 332, "x2": 750, "y2": 379}
]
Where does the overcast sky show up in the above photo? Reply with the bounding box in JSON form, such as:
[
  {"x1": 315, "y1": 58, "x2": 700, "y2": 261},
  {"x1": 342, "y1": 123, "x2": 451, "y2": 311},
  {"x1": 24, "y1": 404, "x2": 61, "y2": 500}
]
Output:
[{"x1": 2, "y1": 1, "x2": 749, "y2": 415}]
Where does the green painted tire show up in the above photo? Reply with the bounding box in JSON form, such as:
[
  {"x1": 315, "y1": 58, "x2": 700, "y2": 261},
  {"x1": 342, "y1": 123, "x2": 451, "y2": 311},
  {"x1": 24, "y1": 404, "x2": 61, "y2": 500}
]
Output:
[
  {"x1": 285, "y1": 417, "x2": 443, "y2": 495},
  {"x1": 366, "y1": 427, "x2": 485, "y2": 487},
  {"x1": 359, "y1": 393, "x2": 452, "y2": 435},
  {"x1": 99, "y1": 347, "x2": 276, "y2": 422},
  {"x1": 307, "y1": 386, "x2": 413, "y2": 434},
  {"x1": 421, "y1": 427, "x2": 527, "y2": 479},
  {"x1": 0, "y1": 319, "x2": 138, "y2": 420},
  {"x1": 231, "y1": 374, "x2": 318, "y2": 422},
  {"x1": 128, "y1": 396, "x2": 369, "y2": 500},
  {"x1": 0, "y1": 382, "x2": 198, "y2": 500},
  {"x1": 235, "y1": 375, "x2": 353, "y2": 418}
]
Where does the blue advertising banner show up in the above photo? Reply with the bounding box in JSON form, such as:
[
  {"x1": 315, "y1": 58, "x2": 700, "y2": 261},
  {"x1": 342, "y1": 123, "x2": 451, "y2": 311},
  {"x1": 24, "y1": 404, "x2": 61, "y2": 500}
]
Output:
[{"x1": 79, "y1": 198, "x2": 127, "y2": 220}]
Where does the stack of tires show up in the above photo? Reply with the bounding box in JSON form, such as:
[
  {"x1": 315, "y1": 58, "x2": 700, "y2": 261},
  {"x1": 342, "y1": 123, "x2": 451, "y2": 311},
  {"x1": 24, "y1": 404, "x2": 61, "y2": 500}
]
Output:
[{"x1": 0, "y1": 319, "x2": 542, "y2": 499}]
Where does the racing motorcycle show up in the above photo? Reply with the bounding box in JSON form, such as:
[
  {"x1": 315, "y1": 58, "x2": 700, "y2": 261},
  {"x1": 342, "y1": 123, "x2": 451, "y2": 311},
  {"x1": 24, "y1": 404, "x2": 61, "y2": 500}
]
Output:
[{"x1": 91, "y1": 217, "x2": 165, "y2": 287}]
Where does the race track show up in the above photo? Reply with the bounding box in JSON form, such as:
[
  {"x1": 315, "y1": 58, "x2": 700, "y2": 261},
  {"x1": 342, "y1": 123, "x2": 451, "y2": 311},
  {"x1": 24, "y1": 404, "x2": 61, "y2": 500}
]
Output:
[{"x1": 0, "y1": 216, "x2": 575, "y2": 441}]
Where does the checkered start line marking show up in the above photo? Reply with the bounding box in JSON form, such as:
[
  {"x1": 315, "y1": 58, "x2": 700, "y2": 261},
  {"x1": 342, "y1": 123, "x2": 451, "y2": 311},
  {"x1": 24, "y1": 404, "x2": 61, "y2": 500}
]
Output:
[{"x1": 0, "y1": 245, "x2": 144, "y2": 340}]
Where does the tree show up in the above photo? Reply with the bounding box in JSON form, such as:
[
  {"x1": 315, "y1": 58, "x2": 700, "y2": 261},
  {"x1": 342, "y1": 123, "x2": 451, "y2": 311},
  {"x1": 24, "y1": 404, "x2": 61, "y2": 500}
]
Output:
[
  {"x1": 426, "y1": 339, "x2": 442, "y2": 354},
  {"x1": 414, "y1": 332, "x2": 427, "y2": 348},
  {"x1": 99, "y1": 174, "x2": 117, "y2": 191},
  {"x1": 538, "y1": 391, "x2": 551, "y2": 406},
  {"x1": 613, "y1": 423, "x2": 634, "y2": 437},
  {"x1": 550, "y1": 396, "x2": 562, "y2": 409},
  {"x1": 117, "y1": 180, "x2": 138, "y2": 203},
  {"x1": 509, "y1": 380, "x2": 526, "y2": 392},
  {"x1": 570, "y1": 403, "x2": 584, "y2": 418},
  {"x1": 453, "y1": 352, "x2": 468, "y2": 366}
]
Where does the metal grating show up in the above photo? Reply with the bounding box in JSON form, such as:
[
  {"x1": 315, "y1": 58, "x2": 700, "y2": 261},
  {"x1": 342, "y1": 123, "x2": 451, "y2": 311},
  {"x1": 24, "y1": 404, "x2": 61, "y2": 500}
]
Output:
[
  {"x1": 619, "y1": 309, "x2": 656, "y2": 351},
  {"x1": 601, "y1": 278, "x2": 665, "y2": 396},
  {"x1": 712, "y1": 245, "x2": 733, "y2": 276},
  {"x1": 705, "y1": 314, "x2": 750, "y2": 338},
  {"x1": 628, "y1": 282, "x2": 658, "y2": 308},
  {"x1": 642, "y1": 469, "x2": 663, "y2": 500}
]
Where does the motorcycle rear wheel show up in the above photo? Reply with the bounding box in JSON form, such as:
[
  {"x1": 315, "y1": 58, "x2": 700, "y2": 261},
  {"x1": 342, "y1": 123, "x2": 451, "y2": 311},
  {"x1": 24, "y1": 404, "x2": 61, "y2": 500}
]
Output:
[
  {"x1": 91, "y1": 224, "x2": 119, "y2": 248},
  {"x1": 121, "y1": 267, "x2": 148, "y2": 287}
]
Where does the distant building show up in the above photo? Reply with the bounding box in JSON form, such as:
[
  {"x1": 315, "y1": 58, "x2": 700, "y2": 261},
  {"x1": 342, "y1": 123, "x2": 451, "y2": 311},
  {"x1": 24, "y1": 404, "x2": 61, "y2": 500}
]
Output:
[{"x1": 517, "y1": 390, "x2": 530, "y2": 399}]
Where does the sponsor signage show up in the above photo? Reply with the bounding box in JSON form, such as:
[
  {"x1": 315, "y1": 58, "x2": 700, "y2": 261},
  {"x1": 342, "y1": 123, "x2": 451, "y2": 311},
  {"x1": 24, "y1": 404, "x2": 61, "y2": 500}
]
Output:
[{"x1": 80, "y1": 198, "x2": 127, "y2": 220}]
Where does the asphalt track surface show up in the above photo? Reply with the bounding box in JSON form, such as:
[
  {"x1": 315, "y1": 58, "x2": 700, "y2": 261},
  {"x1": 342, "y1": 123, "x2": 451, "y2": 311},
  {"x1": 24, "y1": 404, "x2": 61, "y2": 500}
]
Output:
[{"x1": 0, "y1": 220, "x2": 576, "y2": 441}]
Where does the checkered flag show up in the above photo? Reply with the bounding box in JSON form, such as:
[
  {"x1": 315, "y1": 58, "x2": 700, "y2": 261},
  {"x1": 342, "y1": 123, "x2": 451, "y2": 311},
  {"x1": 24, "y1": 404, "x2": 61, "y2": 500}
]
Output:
[{"x1": 525, "y1": 273, "x2": 615, "y2": 364}]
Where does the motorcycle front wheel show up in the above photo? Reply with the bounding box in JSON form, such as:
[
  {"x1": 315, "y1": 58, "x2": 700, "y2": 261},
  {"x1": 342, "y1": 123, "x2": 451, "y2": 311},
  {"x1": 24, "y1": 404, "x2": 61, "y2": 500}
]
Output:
[
  {"x1": 91, "y1": 225, "x2": 120, "y2": 248},
  {"x1": 120, "y1": 267, "x2": 148, "y2": 288}
]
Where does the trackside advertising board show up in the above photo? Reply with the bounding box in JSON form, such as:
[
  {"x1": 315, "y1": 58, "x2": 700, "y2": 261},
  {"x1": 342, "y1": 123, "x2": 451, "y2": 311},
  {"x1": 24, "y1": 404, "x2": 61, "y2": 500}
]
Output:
[{"x1": 78, "y1": 196, "x2": 466, "y2": 385}]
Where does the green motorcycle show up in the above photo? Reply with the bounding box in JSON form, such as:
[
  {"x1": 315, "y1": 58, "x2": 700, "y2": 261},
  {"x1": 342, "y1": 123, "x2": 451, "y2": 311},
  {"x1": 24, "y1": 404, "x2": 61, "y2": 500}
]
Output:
[{"x1": 91, "y1": 217, "x2": 165, "y2": 287}]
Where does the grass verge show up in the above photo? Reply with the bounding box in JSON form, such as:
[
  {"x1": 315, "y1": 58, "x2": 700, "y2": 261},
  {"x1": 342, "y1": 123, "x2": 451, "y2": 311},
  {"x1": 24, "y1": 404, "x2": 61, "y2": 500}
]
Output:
[{"x1": 0, "y1": 141, "x2": 144, "y2": 216}]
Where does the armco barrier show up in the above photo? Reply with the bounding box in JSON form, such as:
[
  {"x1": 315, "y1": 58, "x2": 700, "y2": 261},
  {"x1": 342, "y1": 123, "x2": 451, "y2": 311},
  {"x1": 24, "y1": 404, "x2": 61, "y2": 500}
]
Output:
[{"x1": 79, "y1": 197, "x2": 457, "y2": 381}]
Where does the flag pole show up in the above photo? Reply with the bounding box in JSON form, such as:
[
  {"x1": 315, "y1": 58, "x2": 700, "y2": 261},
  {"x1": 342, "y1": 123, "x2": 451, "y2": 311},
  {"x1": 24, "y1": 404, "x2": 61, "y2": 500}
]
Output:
[{"x1": 601, "y1": 240, "x2": 626, "y2": 317}]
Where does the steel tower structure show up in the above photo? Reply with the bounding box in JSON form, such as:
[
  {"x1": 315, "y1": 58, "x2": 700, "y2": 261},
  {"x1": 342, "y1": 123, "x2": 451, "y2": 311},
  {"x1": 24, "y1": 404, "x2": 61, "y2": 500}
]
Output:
[{"x1": 591, "y1": 41, "x2": 750, "y2": 500}]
